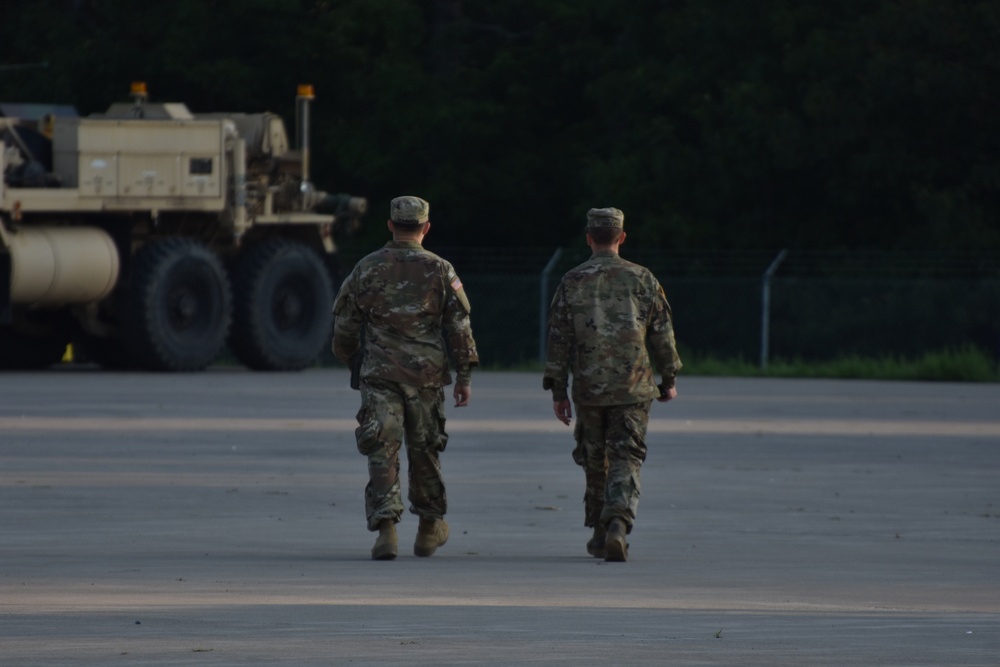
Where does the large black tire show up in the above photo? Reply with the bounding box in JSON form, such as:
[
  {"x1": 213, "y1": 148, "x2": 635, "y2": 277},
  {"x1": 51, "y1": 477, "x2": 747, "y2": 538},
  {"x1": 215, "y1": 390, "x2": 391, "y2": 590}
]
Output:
[
  {"x1": 0, "y1": 325, "x2": 68, "y2": 370},
  {"x1": 124, "y1": 238, "x2": 232, "y2": 371},
  {"x1": 228, "y1": 240, "x2": 334, "y2": 371}
]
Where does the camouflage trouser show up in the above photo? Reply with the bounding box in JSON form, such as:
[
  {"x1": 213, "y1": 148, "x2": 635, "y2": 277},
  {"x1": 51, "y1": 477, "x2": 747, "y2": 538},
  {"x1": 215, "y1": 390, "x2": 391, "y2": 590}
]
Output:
[
  {"x1": 572, "y1": 402, "x2": 650, "y2": 532},
  {"x1": 355, "y1": 378, "x2": 448, "y2": 531}
]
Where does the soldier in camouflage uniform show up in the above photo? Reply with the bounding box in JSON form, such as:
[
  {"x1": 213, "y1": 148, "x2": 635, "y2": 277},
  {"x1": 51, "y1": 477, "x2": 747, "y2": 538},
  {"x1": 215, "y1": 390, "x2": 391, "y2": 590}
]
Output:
[
  {"x1": 543, "y1": 207, "x2": 681, "y2": 562},
  {"x1": 332, "y1": 196, "x2": 479, "y2": 560}
]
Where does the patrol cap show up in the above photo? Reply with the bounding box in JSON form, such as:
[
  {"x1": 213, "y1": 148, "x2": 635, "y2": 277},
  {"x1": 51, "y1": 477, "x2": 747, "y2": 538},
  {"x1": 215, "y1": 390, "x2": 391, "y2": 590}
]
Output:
[
  {"x1": 586, "y1": 207, "x2": 624, "y2": 229},
  {"x1": 390, "y1": 196, "x2": 430, "y2": 225}
]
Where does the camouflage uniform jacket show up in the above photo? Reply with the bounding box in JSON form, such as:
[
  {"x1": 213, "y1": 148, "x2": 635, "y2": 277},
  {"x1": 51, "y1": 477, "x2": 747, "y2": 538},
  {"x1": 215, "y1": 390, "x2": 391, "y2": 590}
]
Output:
[
  {"x1": 543, "y1": 250, "x2": 681, "y2": 406},
  {"x1": 333, "y1": 240, "x2": 478, "y2": 388}
]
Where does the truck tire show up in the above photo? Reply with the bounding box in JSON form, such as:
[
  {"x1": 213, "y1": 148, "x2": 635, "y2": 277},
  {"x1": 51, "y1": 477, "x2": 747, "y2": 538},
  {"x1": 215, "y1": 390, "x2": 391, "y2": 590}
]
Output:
[
  {"x1": 229, "y1": 240, "x2": 333, "y2": 371},
  {"x1": 0, "y1": 326, "x2": 67, "y2": 370},
  {"x1": 125, "y1": 238, "x2": 232, "y2": 372}
]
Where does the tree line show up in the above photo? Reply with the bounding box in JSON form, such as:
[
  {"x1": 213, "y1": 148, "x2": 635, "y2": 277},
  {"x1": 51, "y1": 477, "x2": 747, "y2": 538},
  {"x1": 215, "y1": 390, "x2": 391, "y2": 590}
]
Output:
[{"x1": 3, "y1": 0, "x2": 998, "y2": 254}]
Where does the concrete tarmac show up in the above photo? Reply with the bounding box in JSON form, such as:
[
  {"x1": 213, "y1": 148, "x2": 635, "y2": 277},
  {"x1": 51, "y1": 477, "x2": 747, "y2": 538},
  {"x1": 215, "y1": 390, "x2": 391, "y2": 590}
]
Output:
[{"x1": 1, "y1": 369, "x2": 998, "y2": 666}]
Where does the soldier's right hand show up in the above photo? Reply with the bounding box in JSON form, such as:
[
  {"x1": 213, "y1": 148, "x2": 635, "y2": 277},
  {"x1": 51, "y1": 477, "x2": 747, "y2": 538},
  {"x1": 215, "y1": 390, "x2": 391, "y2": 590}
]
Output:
[
  {"x1": 553, "y1": 399, "x2": 572, "y2": 425},
  {"x1": 656, "y1": 386, "x2": 678, "y2": 403}
]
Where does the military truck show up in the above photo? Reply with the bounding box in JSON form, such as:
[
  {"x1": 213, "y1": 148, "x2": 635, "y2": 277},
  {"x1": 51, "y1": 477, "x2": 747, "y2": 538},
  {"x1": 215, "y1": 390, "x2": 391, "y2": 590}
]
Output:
[{"x1": 0, "y1": 83, "x2": 366, "y2": 371}]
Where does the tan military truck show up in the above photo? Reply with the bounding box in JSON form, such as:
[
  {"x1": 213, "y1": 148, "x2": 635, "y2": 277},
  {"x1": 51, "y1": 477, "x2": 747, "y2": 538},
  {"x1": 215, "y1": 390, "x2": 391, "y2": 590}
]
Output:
[{"x1": 0, "y1": 84, "x2": 366, "y2": 371}]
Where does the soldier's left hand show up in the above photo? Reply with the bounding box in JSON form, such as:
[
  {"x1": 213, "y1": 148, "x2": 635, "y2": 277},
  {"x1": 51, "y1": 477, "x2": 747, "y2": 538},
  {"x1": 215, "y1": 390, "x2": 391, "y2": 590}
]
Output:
[
  {"x1": 454, "y1": 383, "x2": 471, "y2": 407},
  {"x1": 656, "y1": 386, "x2": 678, "y2": 403}
]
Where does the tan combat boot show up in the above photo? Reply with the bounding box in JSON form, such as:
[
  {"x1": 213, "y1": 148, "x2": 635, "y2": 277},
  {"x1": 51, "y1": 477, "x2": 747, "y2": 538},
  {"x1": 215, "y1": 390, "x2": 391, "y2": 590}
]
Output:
[
  {"x1": 586, "y1": 524, "x2": 607, "y2": 559},
  {"x1": 604, "y1": 518, "x2": 628, "y2": 562},
  {"x1": 371, "y1": 520, "x2": 397, "y2": 560},
  {"x1": 413, "y1": 518, "x2": 449, "y2": 557}
]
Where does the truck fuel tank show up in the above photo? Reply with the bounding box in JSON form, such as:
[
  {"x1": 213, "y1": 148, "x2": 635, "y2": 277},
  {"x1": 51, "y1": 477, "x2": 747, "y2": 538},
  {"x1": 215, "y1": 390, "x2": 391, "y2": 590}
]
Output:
[{"x1": 7, "y1": 226, "x2": 119, "y2": 304}]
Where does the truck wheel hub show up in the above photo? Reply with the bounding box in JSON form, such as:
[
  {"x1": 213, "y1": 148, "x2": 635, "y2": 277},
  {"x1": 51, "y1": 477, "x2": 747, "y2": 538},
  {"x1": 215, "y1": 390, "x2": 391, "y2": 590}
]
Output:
[{"x1": 274, "y1": 290, "x2": 303, "y2": 329}]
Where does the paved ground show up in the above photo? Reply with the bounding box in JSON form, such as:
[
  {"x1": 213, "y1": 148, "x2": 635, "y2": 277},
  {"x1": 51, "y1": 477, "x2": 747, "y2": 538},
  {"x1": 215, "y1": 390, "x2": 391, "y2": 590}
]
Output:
[{"x1": 1, "y1": 369, "x2": 998, "y2": 666}]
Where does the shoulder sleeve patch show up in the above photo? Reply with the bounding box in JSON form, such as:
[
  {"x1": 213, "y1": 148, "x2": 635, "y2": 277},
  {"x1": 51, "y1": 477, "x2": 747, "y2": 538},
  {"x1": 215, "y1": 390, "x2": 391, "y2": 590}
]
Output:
[
  {"x1": 447, "y1": 270, "x2": 471, "y2": 314},
  {"x1": 332, "y1": 289, "x2": 351, "y2": 316},
  {"x1": 332, "y1": 272, "x2": 355, "y2": 316}
]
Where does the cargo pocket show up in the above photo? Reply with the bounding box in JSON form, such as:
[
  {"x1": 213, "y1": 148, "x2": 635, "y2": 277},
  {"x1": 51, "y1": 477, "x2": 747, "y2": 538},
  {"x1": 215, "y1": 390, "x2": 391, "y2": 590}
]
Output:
[
  {"x1": 571, "y1": 418, "x2": 586, "y2": 467},
  {"x1": 355, "y1": 406, "x2": 380, "y2": 456},
  {"x1": 432, "y1": 400, "x2": 449, "y2": 453}
]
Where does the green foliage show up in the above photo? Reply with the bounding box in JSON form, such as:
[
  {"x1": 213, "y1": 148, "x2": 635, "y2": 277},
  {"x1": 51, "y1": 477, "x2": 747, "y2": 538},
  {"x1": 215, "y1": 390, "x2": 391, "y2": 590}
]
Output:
[
  {"x1": 683, "y1": 346, "x2": 999, "y2": 382},
  {"x1": 2, "y1": 0, "x2": 998, "y2": 253}
]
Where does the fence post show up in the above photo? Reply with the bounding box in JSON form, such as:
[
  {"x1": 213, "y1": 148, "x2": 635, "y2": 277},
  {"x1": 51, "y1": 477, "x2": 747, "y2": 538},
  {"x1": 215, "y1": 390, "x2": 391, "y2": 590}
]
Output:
[
  {"x1": 760, "y1": 249, "x2": 788, "y2": 370},
  {"x1": 539, "y1": 247, "x2": 564, "y2": 363}
]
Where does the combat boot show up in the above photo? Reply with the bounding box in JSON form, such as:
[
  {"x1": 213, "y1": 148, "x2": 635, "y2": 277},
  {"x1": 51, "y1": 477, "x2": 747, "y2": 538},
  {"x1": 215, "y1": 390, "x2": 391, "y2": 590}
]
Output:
[
  {"x1": 586, "y1": 524, "x2": 607, "y2": 559},
  {"x1": 413, "y1": 518, "x2": 449, "y2": 557},
  {"x1": 604, "y1": 518, "x2": 628, "y2": 562},
  {"x1": 371, "y1": 520, "x2": 397, "y2": 560}
]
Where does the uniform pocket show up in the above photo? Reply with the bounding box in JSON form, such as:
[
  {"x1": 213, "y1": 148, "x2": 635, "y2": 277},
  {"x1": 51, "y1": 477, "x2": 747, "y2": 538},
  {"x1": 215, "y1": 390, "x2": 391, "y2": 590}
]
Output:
[
  {"x1": 355, "y1": 406, "x2": 381, "y2": 456},
  {"x1": 432, "y1": 398, "x2": 449, "y2": 453},
  {"x1": 571, "y1": 418, "x2": 586, "y2": 467}
]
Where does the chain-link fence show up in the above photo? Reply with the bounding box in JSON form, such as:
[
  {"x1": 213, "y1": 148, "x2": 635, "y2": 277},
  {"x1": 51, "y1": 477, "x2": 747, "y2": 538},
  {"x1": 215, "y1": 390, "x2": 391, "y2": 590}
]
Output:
[{"x1": 333, "y1": 247, "x2": 1000, "y2": 368}]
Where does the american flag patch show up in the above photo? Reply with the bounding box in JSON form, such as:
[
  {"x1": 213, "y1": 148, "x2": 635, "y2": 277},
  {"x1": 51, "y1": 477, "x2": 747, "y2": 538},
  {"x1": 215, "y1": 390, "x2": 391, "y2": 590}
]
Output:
[{"x1": 450, "y1": 276, "x2": 463, "y2": 291}]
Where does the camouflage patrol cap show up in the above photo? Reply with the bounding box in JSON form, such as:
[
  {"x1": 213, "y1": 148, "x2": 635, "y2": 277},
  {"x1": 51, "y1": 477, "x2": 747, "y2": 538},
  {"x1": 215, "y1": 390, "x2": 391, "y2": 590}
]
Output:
[
  {"x1": 390, "y1": 196, "x2": 430, "y2": 225},
  {"x1": 586, "y1": 207, "x2": 624, "y2": 229}
]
